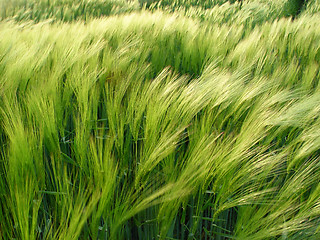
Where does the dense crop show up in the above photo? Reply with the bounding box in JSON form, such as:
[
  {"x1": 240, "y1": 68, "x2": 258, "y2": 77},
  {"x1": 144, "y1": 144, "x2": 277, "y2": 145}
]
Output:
[
  {"x1": 303, "y1": 0, "x2": 320, "y2": 14},
  {"x1": 0, "y1": 0, "x2": 320, "y2": 239},
  {"x1": 0, "y1": 0, "x2": 139, "y2": 22}
]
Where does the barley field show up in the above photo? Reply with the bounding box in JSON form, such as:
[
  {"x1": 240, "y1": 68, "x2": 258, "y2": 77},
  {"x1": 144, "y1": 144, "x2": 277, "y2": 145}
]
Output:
[{"x1": 0, "y1": 0, "x2": 320, "y2": 239}]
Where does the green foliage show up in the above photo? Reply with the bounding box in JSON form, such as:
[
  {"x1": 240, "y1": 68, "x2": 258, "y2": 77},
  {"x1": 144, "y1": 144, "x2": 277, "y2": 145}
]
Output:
[
  {"x1": 139, "y1": 0, "x2": 231, "y2": 9},
  {"x1": 0, "y1": 0, "x2": 320, "y2": 239},
  {"x1": 302, "y1": 0, "x2": 320, "y2": 14},
  {"x1": 0, "y1": 0, "x2": 139, "y2": 22}
]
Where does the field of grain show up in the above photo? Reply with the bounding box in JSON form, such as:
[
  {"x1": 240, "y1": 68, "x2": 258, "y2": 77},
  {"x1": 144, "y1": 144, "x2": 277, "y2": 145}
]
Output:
[{"x1": 0, "y1": 0, "x2": 320, "y2": 239}]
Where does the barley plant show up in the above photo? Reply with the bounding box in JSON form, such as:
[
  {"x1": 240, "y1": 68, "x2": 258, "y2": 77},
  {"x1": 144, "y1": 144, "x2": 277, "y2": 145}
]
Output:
[
  {"x1": 0, "y1": 0, "x2": 320, "y2": 239},
  {"x1": 302, "y1": 0, "x2": 320, "y2": 14}
]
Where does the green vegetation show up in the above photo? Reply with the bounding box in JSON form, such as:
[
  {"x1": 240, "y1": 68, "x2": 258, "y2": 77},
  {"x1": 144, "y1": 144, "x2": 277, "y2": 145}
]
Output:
[
  {"x1": 303, "y1": 0, "x2": 320, "y2": 14},
  {"x1": 0, "y1": 0, "x2": 139, "y2": 22},
  {"x1": 0, "y1": 0, "x2": 320, "y2": 239}
]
